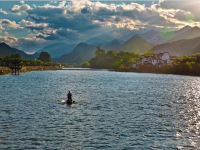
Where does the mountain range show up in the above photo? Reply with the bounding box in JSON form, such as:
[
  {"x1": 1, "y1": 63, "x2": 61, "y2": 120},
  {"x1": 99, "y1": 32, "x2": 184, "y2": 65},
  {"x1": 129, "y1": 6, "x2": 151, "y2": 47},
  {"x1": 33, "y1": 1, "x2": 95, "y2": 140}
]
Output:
[
  {"x1": 141, "y1": 26, "x2": 200, "y2": 44},
  {"x1": 1, "y1": 26, "x2": 200, "y2": 65},
  {"x1": 62, "y1": 26, "x2": 200, "y2": 64}
]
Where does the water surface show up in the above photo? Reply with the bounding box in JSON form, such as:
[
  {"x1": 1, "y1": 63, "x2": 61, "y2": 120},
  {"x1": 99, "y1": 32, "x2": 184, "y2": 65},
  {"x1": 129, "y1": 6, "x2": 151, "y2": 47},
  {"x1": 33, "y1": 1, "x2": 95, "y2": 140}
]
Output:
[{"x1": 0, "y1": 70, "x2": 200, "y2": 149}]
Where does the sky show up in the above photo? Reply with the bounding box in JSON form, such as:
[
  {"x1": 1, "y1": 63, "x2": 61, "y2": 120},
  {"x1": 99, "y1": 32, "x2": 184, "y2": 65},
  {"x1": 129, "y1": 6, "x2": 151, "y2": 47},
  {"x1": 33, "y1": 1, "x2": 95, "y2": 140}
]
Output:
[{"x1": 0, "y1": 0, "x2": 200, "y2": 53}]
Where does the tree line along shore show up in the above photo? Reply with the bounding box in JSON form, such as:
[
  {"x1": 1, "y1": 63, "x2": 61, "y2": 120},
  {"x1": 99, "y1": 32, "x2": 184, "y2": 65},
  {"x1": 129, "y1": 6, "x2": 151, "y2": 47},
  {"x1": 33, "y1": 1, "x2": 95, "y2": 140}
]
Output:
[
  {"x1": 2, "y1": 48, "x2": 200, "y2": 76},
  {"x1": 82, "y1": 48, "x2": 200, "y2": 76},
  {"x1": 0, "y1": 52, "x2": 63, "y2": 75}
]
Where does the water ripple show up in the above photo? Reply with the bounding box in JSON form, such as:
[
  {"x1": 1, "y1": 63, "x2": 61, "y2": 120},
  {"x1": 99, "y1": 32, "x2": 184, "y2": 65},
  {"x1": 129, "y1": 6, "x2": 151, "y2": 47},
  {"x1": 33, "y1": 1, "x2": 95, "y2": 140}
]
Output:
[{"x1": 0, "y1": 71, "x2": 200, "y2": 149}]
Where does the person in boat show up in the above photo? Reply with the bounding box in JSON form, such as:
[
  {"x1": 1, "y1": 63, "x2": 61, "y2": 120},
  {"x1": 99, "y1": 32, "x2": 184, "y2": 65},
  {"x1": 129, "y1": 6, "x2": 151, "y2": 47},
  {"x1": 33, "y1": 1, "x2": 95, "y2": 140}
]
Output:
[{"x1": 67, "y1": 91, "x2": 73, "y2": 104}]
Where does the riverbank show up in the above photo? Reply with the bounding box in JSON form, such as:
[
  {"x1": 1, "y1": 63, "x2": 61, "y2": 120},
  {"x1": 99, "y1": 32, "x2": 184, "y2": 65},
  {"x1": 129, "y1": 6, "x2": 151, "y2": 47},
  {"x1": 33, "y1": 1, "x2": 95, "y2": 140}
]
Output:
[
  {"x1": 0, "y1": 67, "x2": 10, "y2": 75},
  {"x1": 115, "y1": 62, "x2": 200, "y2": 76},
  {"x1": 0, "y1": 66, "x2": 62, "y2": 75}
]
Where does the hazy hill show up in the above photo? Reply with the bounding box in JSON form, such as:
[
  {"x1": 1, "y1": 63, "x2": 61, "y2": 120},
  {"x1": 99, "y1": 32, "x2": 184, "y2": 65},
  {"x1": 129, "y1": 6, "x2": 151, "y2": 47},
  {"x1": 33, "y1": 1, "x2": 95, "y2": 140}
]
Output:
[
  {"x1": 103, "y1": 39, "x2": 121, "y2": 50},
  {"x1": 141, "y1": 26, "x2": 200, "y2": 44},
  {"x1": 58, "y1": 43, "x2": 97, "y2": 65},
  {"x1": 119, "y1": 35, "x2": 153, "y2": 53},
  {"x1": 152, "y1": 37, "x2": 200, "y2": 56},
  {"x1": 141, "y1": 29, "x2": 165, "y2": 44},
  {"x1": 86, "y1": 36, "x2": 111, "y2": 47},
  {"x1": 86, "y1": 29, "x2": 136, "y2": 46},
  {"x1": 169, "y1": 26, "x2": 200, "y2": 42},
  {"x1": 0, "y1": 42, "x2": 38, "y2": 60},
  {"x1": 38, "y1": 43, "x2": 75, "y2": 58}
]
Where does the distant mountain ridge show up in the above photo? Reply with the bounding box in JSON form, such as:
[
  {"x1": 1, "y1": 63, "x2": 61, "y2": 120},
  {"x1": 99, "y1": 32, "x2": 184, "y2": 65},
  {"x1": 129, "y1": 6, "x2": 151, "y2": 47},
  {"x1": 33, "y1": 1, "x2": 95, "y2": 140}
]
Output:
[
  {"x1": 2, "y1": 25, "x2": 200, "y2": 65},
  {"x1": 119, "y1": 35, "x2": 153, "y2": 53},
  {"x1": 141, "y1": 26, "x2": 200, "y2": 44},
  {"x1": 57, "y1": 36, "x2": 154, "y2": 65},
  {"x1": 0, "y1": 42, "x2": 38, "y2": 60},
  {"x1": 58, "y1": 43, "x2": 97, "y2": 65},
  {"x1": 102, "y1": 39, "x2": 121, "y2": 50},
  {"x1": 152, "y1": 37, "x2": 200, "y2": 56},
  {"x1": 41, "y1": 26, "x2": 200, "y2": 64},
  {"x1": 169, "y1": 26, "x2": 200, "y2": 42},
  {"x1": 85, "y1": 29, "x2": 136, "y2": 46},
  {"x1": 38, "y1": 43, "x2": 75, "y2": 58},
  {"x1": 140, "y1": 29, "x2": 165, "y2": 44}
]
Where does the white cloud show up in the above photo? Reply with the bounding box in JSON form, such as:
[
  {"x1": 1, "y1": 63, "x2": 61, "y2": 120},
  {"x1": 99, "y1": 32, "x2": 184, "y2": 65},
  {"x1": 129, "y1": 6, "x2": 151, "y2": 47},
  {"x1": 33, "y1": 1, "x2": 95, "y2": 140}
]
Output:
[
  {"x1": 18, "y1": 36, "x2": 47, "y2": 51},
  {"x1": 0, "y1": 8, "x2": 8, "y2": 15},
  {"x1": 26, "y1": 1, "x2": 164, "y2": 31},
  {"x1": 93, "y1": 16, "x2": 144, "y2": 30},
  {"x1": 11, "y1": 3, "x2": 32, "y2": 13},
  {"x1": 160, "y1": 0, "x2": 200, "y2": 20},
  {"x1": 0, "y1": 35, "x2": 18, "y2": 46},
  {"x1": 0, "y1": 19, "x2": 20, "y2": 29},
  {"x1": 41, "y1": 28, "x2": 57, "y2": 35},
  {"x1": 29, "y1": 1, "x2": 68, "y2": 17},
  {"x1": 8, "y1": 1, "x2": 200, "y2": 31},
  {"x1": 20, "y1": 19, "x2": 48, "y2": 29}
]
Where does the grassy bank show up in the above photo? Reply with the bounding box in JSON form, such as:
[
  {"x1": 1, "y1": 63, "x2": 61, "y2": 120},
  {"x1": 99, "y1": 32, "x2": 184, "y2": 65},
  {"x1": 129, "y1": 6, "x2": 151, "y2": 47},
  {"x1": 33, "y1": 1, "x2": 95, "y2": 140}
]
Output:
[
  {"x1": 0, "y1": 65, "x2": 62, "y2": 75},
  {"x1": 0, "y1": 54, "x2": 63, "y2": 75},
  {"x1": 0, "y1": 67, "x2": 11, "y2": 75},
  {"x1": 22, "y1": 66, "x2": 62, "y2": 72}
]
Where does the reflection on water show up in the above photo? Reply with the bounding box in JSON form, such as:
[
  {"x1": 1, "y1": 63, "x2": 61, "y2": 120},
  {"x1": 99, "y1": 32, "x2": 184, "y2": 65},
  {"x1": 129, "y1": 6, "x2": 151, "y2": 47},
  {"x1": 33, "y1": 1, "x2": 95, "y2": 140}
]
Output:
[
  {"x1": 175, "y1": 80, "x2": 200, "y2": 149},
  {"x1": 0, "y1": 70, "x2": 200, "y2": 149}
]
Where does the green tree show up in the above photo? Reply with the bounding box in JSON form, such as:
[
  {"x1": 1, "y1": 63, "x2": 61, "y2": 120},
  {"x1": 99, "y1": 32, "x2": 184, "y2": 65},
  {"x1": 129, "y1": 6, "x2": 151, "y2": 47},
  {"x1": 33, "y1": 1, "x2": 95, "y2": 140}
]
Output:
[
  {"x1": 107, "y1": 51, "x2": 117, "y2": 57},
  {"x1": 38, "y1": 52, "x2": 51, "y2": 62},
  {"x1": 143, "y1": 50, "x2": 154, "y2": 57},
  {"x1": 82, "y1": 61, "x2": 91, "y2": 68},
  {"x1": 3, "y1": 54, "x2": 23, "y2": 74},
  {"x1": 95, "y1": 47, "x2": 106, "y2": 57},
  {"x1": 4, "y1": 54, "x2": 22, "y2": 67}
]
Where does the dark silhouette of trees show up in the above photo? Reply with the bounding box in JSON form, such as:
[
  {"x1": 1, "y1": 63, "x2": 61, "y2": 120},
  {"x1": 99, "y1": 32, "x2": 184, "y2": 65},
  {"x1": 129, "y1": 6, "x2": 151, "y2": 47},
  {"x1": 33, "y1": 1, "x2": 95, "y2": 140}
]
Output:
[
  {"x1": 0, "y1": 58, "x2": 3, "y2": 66},
  {"x1": 4, "y1": 54, "x2": 23, "y2": 75},
  {"x1": 88, "y1": 48, "x2": 139, "y2": 70},
  {"x1": 0, "y1": 53, "x2": 59, "y2": 75},
  {"x1": 38, "y1": 52, "x2": 51, "y2": 62}
]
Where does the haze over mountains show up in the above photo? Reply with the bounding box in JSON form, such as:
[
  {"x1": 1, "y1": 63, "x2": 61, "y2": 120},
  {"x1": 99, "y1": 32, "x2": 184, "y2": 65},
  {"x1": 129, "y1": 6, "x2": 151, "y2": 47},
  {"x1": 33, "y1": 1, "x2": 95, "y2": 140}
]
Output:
[
  {"x1": 38, "y1": 43, "x2": 75, "y2": 58},
  {"x1": 141, "y1": 26, "x2": 200, "y2": 44},
  {"x1": 119, "y1": 36, "x2": 153, "y2": 53},
  {"x1": 152, "y1": 37, "x2": 200, "y2": 56},
  {"x1": 58, "y1": 43, "x2": 97, "y2": 65},
  {"x1": 0, "y1": 43, "x2": 38, "y2": 60},
  {"x1": 1, "y1": 26, "x2": 200, "y2": 65}
]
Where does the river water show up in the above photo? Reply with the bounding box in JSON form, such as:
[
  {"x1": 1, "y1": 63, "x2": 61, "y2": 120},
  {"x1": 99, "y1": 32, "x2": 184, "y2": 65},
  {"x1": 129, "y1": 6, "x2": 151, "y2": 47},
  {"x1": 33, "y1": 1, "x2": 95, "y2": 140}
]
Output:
[{"x1": 0, "y1": 70, "x2": 200, "y2": 149}]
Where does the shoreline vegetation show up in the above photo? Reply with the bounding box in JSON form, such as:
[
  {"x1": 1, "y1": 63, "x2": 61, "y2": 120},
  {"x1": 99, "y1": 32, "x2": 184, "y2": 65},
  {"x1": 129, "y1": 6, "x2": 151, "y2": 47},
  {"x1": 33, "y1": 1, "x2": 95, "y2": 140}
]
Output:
[
  {"x1": 2, "y1": 48, "x2": 200, "y2": 77},
  {"x1": 0, "y1": 52, "x2": 64, "y2": 75},
  {"x1": 0, "y1": 66, "x2": 62, "y2": 75},
  {"x1": 82, "y1": 48, "x2": 200, "y2": 77}
]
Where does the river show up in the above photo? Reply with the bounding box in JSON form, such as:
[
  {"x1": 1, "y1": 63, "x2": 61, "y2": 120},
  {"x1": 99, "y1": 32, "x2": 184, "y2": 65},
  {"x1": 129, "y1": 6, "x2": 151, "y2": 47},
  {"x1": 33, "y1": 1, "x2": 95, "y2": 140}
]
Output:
[{"x1": 0, "y1": 70, "x2": 200, "y2": 149}]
